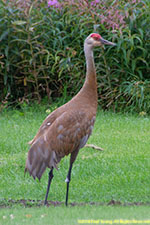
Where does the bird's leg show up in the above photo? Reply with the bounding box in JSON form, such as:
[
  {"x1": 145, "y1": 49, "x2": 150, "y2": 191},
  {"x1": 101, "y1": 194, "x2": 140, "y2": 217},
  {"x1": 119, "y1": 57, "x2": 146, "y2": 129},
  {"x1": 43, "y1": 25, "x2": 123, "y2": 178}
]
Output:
[
  {"x1": 44, "y1": 167, "x2": 54, "y2": 205},
  {"x1": 65, "y1": 149, "x2": 79, "y2": 206},
  {"x1": 65, "y1": 163, "x2": 73, "y2": 206}
]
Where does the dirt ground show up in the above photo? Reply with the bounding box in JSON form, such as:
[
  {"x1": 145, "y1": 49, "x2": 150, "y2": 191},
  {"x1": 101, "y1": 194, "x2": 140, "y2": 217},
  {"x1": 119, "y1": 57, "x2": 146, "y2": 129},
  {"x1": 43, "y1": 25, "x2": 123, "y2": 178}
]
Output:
[{"x1": 0, "y1": 199, "x2": 150, "y2": 208}]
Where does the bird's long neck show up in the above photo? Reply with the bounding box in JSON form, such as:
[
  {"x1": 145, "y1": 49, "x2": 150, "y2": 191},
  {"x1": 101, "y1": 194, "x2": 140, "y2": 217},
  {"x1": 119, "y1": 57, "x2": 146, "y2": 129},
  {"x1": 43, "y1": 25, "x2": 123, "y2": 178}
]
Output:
[
  {"x1": 84, "y1": 44, "x2": 96, "y2": 84},
  {"x1": 71, "y1": 42, "x2": 98, "y2": 110},
  {"x1": 81, "y1": 43, "x2": 98, "y2": 104}
]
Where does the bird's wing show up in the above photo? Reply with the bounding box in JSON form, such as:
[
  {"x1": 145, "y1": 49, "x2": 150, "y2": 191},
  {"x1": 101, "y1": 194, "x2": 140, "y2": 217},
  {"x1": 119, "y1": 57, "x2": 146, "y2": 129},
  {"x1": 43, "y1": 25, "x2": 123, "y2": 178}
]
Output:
[
  {"x1": 28, "y1": 107, "x2": 64, "y2": 145},
  {"x1": 25, "y1": 109, "x2": 96, "y2": 180},
  {"x1": 43, "y1": 109, "x2": 96, "y2": 157}
]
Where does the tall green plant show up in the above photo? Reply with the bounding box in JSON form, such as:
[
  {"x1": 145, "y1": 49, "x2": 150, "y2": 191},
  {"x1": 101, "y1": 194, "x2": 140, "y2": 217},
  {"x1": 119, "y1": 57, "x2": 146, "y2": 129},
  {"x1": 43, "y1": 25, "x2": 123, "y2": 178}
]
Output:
[
  {"x1": 1, "y1": 0, "x2": 150, "y2": 113},
  {"x1": 98, "y1": 0, "x2": 150, "y2": 112}
]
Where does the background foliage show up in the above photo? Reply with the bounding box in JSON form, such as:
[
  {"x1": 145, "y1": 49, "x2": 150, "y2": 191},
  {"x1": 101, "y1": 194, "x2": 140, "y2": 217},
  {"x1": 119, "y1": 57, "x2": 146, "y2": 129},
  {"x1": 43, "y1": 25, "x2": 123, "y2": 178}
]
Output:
[{"x1": 0, "y1": 0, "x2": 150, "y2": 113}]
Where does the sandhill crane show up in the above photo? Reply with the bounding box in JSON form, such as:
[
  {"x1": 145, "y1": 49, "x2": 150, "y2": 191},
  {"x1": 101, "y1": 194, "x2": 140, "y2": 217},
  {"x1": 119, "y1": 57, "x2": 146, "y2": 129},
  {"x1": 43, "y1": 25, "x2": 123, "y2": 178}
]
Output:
[{"x1": 25, "y1": 33, "x2": 115, "y2": 206}]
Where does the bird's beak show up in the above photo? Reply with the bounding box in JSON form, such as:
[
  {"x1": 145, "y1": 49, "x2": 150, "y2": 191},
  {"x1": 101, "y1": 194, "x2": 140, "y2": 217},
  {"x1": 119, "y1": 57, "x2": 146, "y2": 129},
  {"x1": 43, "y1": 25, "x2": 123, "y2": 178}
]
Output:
[{"x1": 100, "y1": 38, "x2": 116, "y2": 46}]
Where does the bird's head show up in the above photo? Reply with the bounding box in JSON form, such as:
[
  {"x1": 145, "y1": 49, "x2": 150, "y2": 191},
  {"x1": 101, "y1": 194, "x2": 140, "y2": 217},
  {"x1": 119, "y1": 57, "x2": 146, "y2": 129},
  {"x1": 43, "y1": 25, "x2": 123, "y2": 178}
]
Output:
[{"x1": 85, "y1": 33, "x2": 116, "y2": 47}]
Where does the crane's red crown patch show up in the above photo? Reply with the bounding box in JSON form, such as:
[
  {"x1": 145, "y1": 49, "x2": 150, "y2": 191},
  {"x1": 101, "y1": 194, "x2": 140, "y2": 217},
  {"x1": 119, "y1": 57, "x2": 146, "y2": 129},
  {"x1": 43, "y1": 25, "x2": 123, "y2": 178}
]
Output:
[{"x1": 90, "y1": 33, "x2": 102, "y2": 40}]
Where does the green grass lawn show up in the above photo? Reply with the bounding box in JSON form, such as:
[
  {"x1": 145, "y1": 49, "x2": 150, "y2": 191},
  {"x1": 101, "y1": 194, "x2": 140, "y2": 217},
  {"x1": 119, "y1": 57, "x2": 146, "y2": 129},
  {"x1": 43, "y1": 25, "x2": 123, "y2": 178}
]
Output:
[
  {"x1": 0, "y1": 108, "x2": 150, "y2": 224},
  {"x1": 1, "y1": 205, "x2": 150, "y2": 225}
]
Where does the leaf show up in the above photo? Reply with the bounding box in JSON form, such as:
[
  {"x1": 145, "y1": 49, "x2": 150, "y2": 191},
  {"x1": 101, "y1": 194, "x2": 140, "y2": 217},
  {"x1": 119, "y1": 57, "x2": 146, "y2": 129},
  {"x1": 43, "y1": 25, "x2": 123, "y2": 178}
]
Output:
[
  {"x1": 24, "y1": 77, "x2": 27, "y2": 86},
  {"x1": 0, "y1": 30, "x2": 9, "y2": 41},
  {"x1": 29, "y1": 3, "x2": 34, "y2": 15},
  {"x1": 131, "y1": 60, "x2": 136, "y2": 73},
  {"x1": 136, "y1": 57, "x2": 149, "y2": 67},
  {"x1": 12, "y1": 21, "x2": 27, "y2": 26}
]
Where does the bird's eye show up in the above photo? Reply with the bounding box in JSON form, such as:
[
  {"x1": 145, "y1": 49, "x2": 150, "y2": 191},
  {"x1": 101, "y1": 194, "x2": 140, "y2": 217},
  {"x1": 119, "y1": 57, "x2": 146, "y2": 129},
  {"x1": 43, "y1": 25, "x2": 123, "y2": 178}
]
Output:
[{"x1": 93, "y1": 36, "x2": 100, "y2": 41}]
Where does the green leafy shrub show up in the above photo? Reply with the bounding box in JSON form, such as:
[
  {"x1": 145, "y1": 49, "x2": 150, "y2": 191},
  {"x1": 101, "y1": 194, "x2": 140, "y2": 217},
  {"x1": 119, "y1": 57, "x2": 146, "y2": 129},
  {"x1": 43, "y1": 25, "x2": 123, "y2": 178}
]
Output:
[
  {"x1": 98, "y1": 0, "x2": 150, "y2": 112},
  {"x1": 0, "y1": 0, "x2": 150, "y2": 113}
]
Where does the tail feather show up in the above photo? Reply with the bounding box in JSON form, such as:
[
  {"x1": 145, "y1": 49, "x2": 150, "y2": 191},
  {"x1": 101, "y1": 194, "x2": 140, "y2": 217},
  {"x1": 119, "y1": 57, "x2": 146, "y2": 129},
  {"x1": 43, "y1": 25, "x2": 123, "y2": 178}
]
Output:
[{"x1": 25, "y1": 137, "x2": 59, "y2": 180}]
